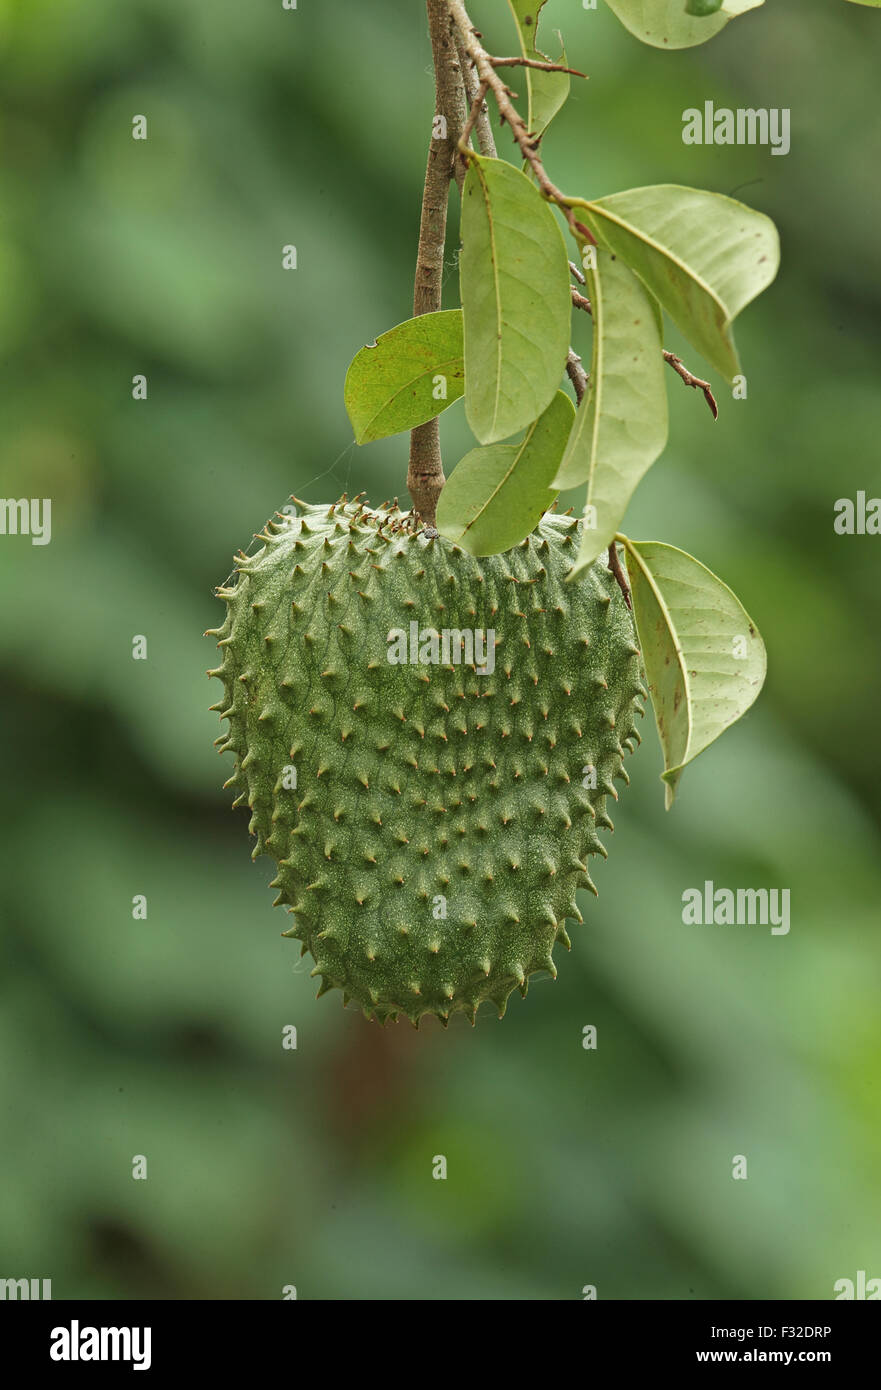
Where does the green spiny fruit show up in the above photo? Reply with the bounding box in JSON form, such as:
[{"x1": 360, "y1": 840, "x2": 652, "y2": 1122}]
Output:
[{"x1": 208, "y1": 498, "x2": 645, "y2": 1026}]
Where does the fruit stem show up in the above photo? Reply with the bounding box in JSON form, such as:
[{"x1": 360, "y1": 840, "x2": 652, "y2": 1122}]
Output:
[{"x1": 407, "y1": 1, "x2": 468, "y2": 528}]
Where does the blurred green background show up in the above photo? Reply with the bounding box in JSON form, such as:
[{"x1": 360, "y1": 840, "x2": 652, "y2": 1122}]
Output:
[{"x1": 1, "y1": 0, "x2": 880, "y2": 1300}]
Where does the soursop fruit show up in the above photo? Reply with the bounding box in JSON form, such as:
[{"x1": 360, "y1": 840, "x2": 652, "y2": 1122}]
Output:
[{"x1": 208, "y1": 498, "x2": 645, "y2": 1025}]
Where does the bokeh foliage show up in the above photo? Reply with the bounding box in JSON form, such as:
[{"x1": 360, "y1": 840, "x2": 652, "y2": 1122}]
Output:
[{"x1": 1, "y1": 0, "x2": 879, "y2": 1299}]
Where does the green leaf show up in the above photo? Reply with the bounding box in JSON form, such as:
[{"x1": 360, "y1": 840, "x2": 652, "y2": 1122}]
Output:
[
  {"x1": 554, "y1": 247, "x2": 668, "y2": 572},
  {"x1": 604, "y1": 0, "x2": 763, "y2": 48},
  {"x1": 344, "y1": 310, "x2": 464, "y2": 444},
  {"x1": 460, "y1": 155, "x2": 571, "y2": 444},
  {"x1": 576, "y1": 184, "x2": 779, "y2": 382},
  {"x1": 621, "y1": 538, "x2": 767, "y2": 808},
  {"x1": 436, "y1": 390, "x2": 574, "y2": 556},
  {"x1": 846, "y1": 0, "x2": 881, "y2": 7},
  {"x1": 506, "y1": 0, "x2": 570, "y2": 140}
]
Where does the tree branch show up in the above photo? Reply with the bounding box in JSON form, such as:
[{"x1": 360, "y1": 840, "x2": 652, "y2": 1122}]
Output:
[
  {"x1": 450, "y1": 0, "x2": 718, "y2": 427},
  {"x1": 490, "y1": 56, "x2": 588, "y2": 78},
  {"x1": 460, "y1": 79, "x2": 491, "y2": 156},
  {"x1": 453, "y1": 19, "x2": 596, "y2": 431},
  {"x1": 444, "y1": 0, "x2": 710, "y2": 595},
  {"x1": 565, "y1": 349, "x2": 588, "y2": 404},
  {"x1": 407, "y1": 0, "x2": 469, "y2": 527},
  {"x1": 455, "y1": 31, "x2": 496, "y2": 158},
  {"x1": 662, "y1": 351, "x2": 719, "y2": 420},
  {"x1": 447, "y1": 0, "x2": 581, "y2": 235},
  {"x1": 571, "y1": 284, "x2": 718, "y2": 420}
]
